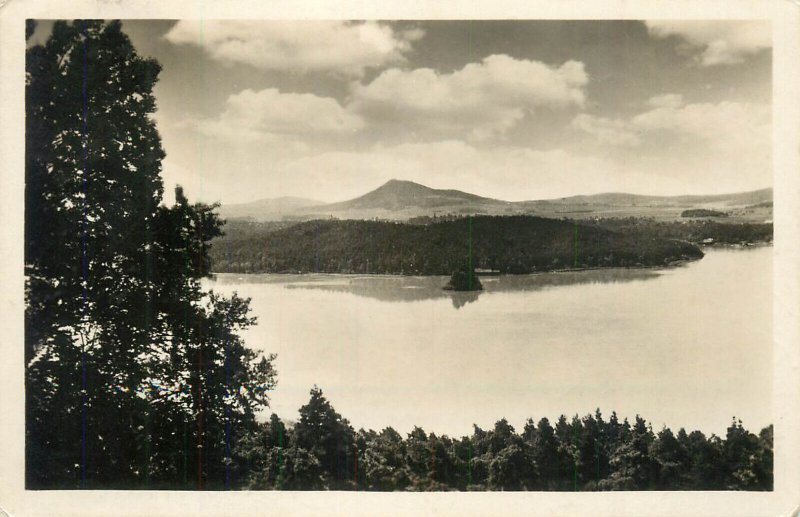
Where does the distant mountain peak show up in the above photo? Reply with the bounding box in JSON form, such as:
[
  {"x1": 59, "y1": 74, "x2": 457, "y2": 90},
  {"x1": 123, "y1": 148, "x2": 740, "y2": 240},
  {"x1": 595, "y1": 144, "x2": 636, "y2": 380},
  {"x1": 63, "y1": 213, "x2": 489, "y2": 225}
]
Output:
[
  {"x1": 321, "y1": 178, "x2": 500, "y2": 212},
  {"x1": 375, "y1": 179, "x2": 433, "y2": 191}
]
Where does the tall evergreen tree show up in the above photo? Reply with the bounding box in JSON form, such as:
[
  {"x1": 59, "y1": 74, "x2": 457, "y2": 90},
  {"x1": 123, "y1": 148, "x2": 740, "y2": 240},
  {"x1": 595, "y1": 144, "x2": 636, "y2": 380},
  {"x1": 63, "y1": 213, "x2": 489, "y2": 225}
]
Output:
[
  {"x1": 650, "y1": 427, "x2": 690, "y2": 489},
  {"x1": 293, "y1": 387, "x2": 357, "y2": 489},
  {"x1": 681, "y1": 430, "x2": 726, "y2": 490},
  {"x1": 754, "y1": 425, "x2": 774, "y2": 491},
  {"x1": 25, "y1": 20, "x2": 276, "y2": 489},
  {"x1": 404, "y1": 426, "x2": 433, "y2": 489},
  {"x1": 484, "y1": 419, "x2": 533, "y2": 490},
  {"x1": 723, "y1": 418, "x2": 764, "y2": 490},
  {"x1": 531, "y1": 417, "x2": 560, "y2": 490},
  {"x1": 554, "y1": 415, "x2": 580, "y2": 490},
  {"x1": 569, "y1": 411, "x2": 611, "y2": 489}
]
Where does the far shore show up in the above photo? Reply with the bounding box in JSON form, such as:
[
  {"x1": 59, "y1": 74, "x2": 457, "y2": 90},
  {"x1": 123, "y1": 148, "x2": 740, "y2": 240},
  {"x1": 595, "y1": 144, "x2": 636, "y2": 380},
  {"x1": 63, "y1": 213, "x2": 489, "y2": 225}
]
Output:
[
  {"x1": 210, "y1": 258, "x2": 697, "y2": 279},
  {"x1": 209, "y1": 242, "x2": 772, "y2": 280}
]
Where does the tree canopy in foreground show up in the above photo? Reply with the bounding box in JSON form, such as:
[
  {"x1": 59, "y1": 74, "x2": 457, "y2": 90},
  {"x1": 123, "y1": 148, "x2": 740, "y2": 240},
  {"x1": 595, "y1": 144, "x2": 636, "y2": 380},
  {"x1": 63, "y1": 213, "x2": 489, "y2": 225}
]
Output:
[
  {"x1": 25, "y1": 20, "x2": 276, "y2": 489},
  {"x1": 237, "y1": 388, "x2": 772, "y2": 492}
]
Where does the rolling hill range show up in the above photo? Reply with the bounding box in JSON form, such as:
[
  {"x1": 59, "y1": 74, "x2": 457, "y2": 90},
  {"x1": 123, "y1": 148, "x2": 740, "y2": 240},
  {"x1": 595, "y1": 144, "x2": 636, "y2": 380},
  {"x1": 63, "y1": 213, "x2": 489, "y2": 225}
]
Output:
[
  {"x1": 220, "y1": 179, "x2": 773, "y2": 222},
  {"x1": 535, "y1": 188, "x2": 774, "y2": 207}
]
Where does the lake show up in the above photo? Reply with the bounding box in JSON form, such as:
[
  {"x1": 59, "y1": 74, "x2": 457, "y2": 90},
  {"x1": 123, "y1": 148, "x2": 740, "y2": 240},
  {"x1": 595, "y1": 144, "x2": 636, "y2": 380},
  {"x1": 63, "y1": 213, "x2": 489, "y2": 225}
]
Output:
[{"x1": 206, "y1": 246, "x2": 772, "y2": 437}]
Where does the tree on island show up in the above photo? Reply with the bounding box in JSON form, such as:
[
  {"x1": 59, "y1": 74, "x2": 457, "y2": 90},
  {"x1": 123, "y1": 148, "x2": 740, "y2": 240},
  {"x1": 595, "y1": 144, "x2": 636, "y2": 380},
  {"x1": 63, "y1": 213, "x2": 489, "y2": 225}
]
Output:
[
  {"x1": 444, "y1": 266, "x2": 483, "y2": 291},
  {"x1": 25, "y1": 20, "x2": 276, "y2": 489}
]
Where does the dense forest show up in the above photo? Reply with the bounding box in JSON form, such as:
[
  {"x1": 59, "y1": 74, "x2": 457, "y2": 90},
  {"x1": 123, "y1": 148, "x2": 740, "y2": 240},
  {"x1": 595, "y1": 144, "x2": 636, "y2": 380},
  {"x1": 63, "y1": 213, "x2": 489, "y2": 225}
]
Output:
[
  {"x1": 233, "y1": 388, "x2": 773, "y2": 492},
  {"x1": 210, "y1": 216, "x2": 704, "y2": 274},
  {"x1": 589, "y1": 217, "x2": 772, "y2": 244},
  {"x1": 680, "y1": 209, "x2": 728, "y2": 218}
]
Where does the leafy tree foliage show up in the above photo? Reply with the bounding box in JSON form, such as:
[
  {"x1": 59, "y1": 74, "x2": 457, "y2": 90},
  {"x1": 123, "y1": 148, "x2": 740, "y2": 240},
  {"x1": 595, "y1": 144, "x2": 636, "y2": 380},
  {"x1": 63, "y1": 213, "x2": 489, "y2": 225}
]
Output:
[
  {"x1": 360, "y1": 427, "x2": 410, "y2": 490},
  {"x1": 25, "y1": 20, "x2": 276, "y2": 489}
]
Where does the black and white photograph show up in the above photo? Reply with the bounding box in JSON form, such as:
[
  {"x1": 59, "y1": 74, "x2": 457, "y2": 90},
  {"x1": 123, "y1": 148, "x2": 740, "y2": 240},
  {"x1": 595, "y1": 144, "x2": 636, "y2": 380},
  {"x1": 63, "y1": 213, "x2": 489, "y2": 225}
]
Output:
[{"x1": 2, "y1": 1, "x2": 799, "y2": 516}]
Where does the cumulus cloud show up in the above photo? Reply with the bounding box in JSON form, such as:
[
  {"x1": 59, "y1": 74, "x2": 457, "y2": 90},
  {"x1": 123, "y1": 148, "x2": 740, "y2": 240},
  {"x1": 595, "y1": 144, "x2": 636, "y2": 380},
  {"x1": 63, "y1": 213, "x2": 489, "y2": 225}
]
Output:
[
  {"x1": 631, "y1": 98, "x2": 770, "y2": 152},
  {"x1": 574, "y1": 94, "x2": 769, "y2": 157},
  {"x1": 164, "y1": 21, "x2": 421, "y2": 76},
  {"x1": 176, "y1": 51, "x2": 589, "y2": 146},
  {"x1": 185, "y1": 88, "x2": 364, "y2": 143},
  {"x1": 646, "y1": 21, "x2": 770, "y2": 66},
  {"x1": 349, "y1": 55, "x2": 588, "y2": 140}
]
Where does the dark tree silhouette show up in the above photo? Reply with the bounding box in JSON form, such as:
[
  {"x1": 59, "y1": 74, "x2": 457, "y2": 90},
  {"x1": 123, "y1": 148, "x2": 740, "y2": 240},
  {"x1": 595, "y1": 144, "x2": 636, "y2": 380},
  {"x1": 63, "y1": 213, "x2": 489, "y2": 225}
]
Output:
[
  {"x1": 444, "y1": 266, "x2": 483, "y2": 291},
  {"x1": 25, "y1": 20, "x2": 276, "y2": 489},
  {"x1": 232, "y1": 390, "x2": 773, "y2": 492},
  {"x1": 293, "y1": 387, "x2": 357, "y2": 489}
]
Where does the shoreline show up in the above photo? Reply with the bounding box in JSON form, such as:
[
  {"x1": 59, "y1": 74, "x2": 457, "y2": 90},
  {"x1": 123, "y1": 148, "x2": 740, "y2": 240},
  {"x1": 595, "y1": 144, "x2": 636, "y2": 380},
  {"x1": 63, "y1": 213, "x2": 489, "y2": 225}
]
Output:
[
  {"x1": 700, "y1": 241, "x2": 773, "y2": 249},
  {"x1": 211, "y1": 256, "x2": 697, "y2": 279}
]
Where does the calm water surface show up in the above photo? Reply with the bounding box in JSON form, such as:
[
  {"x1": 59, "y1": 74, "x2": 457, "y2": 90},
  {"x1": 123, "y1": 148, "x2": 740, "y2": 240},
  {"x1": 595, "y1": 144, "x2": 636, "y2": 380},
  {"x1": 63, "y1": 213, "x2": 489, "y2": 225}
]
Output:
[{"x1": 206, "y1": 247, "x2": 772, "y2": 436}]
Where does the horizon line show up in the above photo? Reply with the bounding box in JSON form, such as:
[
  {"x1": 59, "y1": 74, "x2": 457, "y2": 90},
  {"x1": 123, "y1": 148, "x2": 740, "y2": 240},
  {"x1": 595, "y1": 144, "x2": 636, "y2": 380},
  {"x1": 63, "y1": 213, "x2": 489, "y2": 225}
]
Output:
[{"x1": 217, "y1": 178, "x2": 774, "y2": 208}]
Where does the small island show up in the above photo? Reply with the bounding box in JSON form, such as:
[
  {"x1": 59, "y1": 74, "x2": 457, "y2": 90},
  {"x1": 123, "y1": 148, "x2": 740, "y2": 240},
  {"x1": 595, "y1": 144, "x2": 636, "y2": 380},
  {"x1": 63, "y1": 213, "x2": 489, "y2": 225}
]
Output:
[{"x1": 444, "y1": 266, "x2": 483, "y2": 291}]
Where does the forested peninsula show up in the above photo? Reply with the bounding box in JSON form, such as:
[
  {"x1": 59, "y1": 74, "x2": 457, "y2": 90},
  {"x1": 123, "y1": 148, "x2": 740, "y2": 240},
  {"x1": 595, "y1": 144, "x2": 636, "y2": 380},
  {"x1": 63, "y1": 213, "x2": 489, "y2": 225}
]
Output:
[{"x1": 210, "y1": 215, "x2": 705, "y2": 275}]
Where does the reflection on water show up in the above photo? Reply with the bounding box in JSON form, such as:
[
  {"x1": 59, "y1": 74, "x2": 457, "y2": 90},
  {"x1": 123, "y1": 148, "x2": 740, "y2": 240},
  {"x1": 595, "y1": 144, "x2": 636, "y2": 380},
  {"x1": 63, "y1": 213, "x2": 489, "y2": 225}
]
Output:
[
  {"x1": 450, "y1": 291, "x2": 480, "y2": 309},
  {"x1": 212, "y1": 267, "x2": 663, "y2": 307}
]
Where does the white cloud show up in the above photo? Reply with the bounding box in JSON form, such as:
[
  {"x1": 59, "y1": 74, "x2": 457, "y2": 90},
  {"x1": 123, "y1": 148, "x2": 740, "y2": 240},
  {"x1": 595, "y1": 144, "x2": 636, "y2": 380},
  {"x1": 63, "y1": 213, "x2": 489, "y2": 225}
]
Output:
[
  {"x1": 349, "y1": 55, "x2": 588, "y2": 140},
  {"x1": 631, "y1": 99, "x2": 770, "y2": 154},
  {"x1": 574, "y1": 94, "x2": 769, "y2": 158},
  {"x1": 567, "y1": 94, "x2": 770, "y2": 197},
  {"x1": 646, "y1": 21, "x2": 770, "y2": 66},
  {"x1": 571, "y1": 114, "x2": 641, "y2": 146},
  {"x1": 185, "y1": 88, "x2": 364, "y2": 143},
  {"x1": 164, "y1": 21, "x2": 421, "y2": 77},
  {"x1": 179, "y1": 52, "x2": 588, "y2": 145}
]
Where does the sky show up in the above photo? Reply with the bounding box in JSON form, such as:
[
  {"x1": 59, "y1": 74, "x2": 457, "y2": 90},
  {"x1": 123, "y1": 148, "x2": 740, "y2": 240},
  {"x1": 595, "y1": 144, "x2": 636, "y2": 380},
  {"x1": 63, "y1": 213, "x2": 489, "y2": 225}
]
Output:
[{"x1": 32, "y1": 20, "x2": 773, "y2": 205}]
